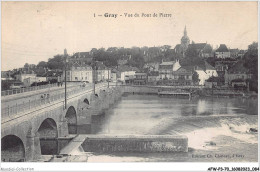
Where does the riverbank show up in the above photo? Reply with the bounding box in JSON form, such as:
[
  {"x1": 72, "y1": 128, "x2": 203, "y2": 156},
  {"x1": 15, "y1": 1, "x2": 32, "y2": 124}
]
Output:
[{"x1": 121, "y1": 85, "x2": 258, "y2": 99}]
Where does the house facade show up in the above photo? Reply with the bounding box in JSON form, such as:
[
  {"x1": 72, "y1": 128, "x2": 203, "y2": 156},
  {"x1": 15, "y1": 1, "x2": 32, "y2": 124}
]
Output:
[
  {"x1": 93, "y1": 62, "x2": 111, "y2": 82},
  {"x1": 117, "y1": 65, "x2": 139, "y2": 83},
  {"x1": 159, "y1": 60, "x2": 193, "y2": 85},
  {"x1": 224, "y1": 61, "x2": 252, "y2": 86},
  {"x1": 133, "y1": 73, "x2": 148, "y2": 85},
  {"x1": 23, "y1": 77, "x2": 47, "y2": 87},
  {"x1": 15, "y1": 73, "x2": 37, "y2": 83},
  {"x1": 215, "y1": 44, "x2": 230, "y2": 58},
  {"x1": 147, "y1": 71, "x2": 160, "y2": 84},
  {"x1": 194, "y1": 61, "x2": 218, "y2": 85},
  {"x1": 110, "y1": 69, "x2": 118, "y2": 82},
  {"x1": 64, "y1": 65, "x2": 93, "y2": 83},
  {"x1": 215, "y1": 60, "x2": 237, "y2": 72}
]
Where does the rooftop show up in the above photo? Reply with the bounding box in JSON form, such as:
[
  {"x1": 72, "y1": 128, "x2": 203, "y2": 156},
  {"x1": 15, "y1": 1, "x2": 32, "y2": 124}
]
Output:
[
  {"x1": 159, "y1": 60, "x2": 181, "y2": 71},
  {"x1": 188, "y1": 43, "x2": 207, "y2": 50},
  {"x1": 117, "y1": 65, "x2": 140, "y2": 72},
  {"x1": 216, "y1": 44, "x2": 229, "y2": 52}
]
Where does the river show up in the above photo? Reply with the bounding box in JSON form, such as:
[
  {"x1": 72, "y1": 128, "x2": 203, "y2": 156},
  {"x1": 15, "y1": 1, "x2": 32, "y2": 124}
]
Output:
[{"x1": 67, "y1": 94, "x2": 258, "y2": 162}]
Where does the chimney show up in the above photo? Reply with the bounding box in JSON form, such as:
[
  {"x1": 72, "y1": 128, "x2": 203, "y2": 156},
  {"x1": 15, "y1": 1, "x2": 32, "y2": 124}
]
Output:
[{"x1": 64, "y1": 48, "x2": 68, "y2": 56}]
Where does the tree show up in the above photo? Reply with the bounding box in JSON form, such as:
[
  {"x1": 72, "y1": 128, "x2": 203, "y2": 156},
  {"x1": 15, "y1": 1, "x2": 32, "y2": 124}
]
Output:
[
  {"x1": 181, "y1": 45, "x2": 204, "y2": 66},
  {"x1": 93, "y1": 48, "x2": 106, "y2": 61},
  {"x1": 192, "y1": 71, "x2": 200, "y2": 85},
  {"x1": 90, "y1": 48, "x2": 98, "y2": 55},
  {"x1": 243, "y1": 42, "x2": 258, "y2": 92},
  {"x1": 244, "y1": 42, "x2": 258, "y2": 76},
  {"x1": 104, "y1": 50, "x2": 118, "y2": 67},
  {"x1": 206, "y1": 57, "x2": 217, "y2": 67},
  {"x1": 161, "y1": 45, "x2": 171, "y2": 52},
  {"x1": 128, "y1": 53, "x2": 144, "y2": 69},
  {"x1": 1, "y1": 80, "x2": 12, "y2": 90},
  {"x1": 107, "y1": 47, "x2": 118, "y2": 53},
  {"x1": 131, "y1": 46, "x2": 141, "y2": 56},
  {"x1": 47, "y1": 55, "x2": 64, "y2": 70},
  {"x1": 164, "y1": 49, "x2": 179, "y2": 61},
  {"x1": 24, "y1": 63, "x2": 29, "y2": 68},
  {"x1": 37, "y1": 61, "x2": 48, "y2": 68}
]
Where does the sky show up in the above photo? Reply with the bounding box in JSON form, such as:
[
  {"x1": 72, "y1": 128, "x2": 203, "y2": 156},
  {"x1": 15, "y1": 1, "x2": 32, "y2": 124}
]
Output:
[{"x1": 1, "y1": 1, "x2": 258, "y2": 71}]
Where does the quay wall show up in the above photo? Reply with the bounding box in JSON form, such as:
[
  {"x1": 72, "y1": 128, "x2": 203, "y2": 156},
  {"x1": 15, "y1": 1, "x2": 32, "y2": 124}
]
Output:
[{"x1": 119, "y1": 85, "x2": 257, "y2": 98}]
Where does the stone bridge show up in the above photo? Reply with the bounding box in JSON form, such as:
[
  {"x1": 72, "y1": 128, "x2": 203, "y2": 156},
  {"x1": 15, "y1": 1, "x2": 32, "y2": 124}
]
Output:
[
  {"x1": 1, "y1": 83, "x2": 123, "y2": 162},
  {"x1": 1, "y1": 84, "x2": 196, "y2": 162}
]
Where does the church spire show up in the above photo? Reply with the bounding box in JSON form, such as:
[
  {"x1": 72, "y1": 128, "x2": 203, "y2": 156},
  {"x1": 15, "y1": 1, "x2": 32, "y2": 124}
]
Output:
[{"x1": 184, "y1": 25, "x2": 187, "y2": 36}]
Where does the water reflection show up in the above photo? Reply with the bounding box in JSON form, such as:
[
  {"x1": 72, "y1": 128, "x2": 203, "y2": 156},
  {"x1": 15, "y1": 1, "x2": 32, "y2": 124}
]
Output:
[{"x1": 90, "y1": 95, "x2": 257, "y2": 135}]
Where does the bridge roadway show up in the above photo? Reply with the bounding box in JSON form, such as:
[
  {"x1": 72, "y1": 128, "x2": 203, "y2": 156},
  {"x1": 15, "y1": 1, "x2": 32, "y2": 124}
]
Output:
[
  {"x1": 2, "y1": 82, "x2": 82, "y2": 103},
  {"x1": 1, "y1": 82, "x2": 101, "y2": 121}
]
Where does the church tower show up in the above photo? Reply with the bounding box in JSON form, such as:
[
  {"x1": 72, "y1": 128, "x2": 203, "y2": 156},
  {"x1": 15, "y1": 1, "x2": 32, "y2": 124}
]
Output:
[{"x1": 180, "y1": 26, "x2": 190, "y2": 56}]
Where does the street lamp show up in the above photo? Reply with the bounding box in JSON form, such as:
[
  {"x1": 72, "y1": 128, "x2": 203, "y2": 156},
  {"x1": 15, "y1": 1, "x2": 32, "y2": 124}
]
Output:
[
  {"x1": 91, "y1": 61, "x2": 97, "y2": 94},
  {"x1": 64, "y1": 50, "x2": 69, "y2": 109},
  {"x1": 107, "y1": 67, "x2": 110, "y2": 88}
]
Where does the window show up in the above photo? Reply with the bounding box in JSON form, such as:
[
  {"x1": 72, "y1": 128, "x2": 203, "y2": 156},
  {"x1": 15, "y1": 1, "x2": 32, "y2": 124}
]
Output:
[
  {"x1": 186, "y1": 75, "x2": 190, "y2": 79},
  {"x1": 75, "y1": 77, "x2": 78, "y2": 81}
]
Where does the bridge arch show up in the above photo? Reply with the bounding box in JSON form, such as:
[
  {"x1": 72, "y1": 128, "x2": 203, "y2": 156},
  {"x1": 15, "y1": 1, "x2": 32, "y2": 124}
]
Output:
[
  {"x1": 37, "y1": 118, "x2": 58, "y2": 155},
  {"x1": 1, "y1": 135, "x2": 25, "y2": 162},
  {"x1": 65, "y1": 106, "x2": 77, "y2": 134}
]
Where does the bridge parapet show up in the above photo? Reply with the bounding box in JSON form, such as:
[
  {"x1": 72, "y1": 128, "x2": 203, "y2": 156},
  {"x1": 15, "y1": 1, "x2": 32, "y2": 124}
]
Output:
[{"x1": 1, "y1": 83, "x2": 107, "y2": 123}]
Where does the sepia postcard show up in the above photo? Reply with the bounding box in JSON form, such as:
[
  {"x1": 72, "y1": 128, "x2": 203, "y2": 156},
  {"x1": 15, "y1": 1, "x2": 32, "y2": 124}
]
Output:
[{"x1": 1, "y1": 1, "x2": 259, "y2": 171}]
